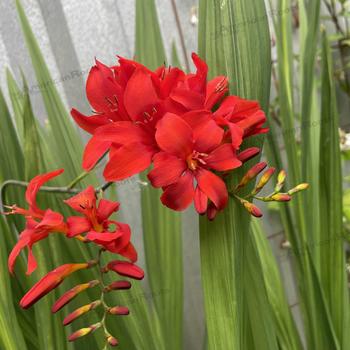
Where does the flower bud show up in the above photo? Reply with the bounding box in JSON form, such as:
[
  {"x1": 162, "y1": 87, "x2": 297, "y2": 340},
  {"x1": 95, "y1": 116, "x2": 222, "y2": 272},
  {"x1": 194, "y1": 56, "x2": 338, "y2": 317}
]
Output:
[
  {"x1": 251, "y1": 167, "x2": 276, "y2": 195},
  {"x1": 104, "y1": 280, "x2": 132, "y2": 292},
  {"x1": 270, "y1": 193, "x2": 291, "y2": 202},
  {"x1": 20, "y1": 263, "x2": 89, "y2": 309},
  {"x1": 288, "y1": 183, "x2": 309, "y2": 195},
  {"x1": 63, "y1": 300, "x2": 101, "y2": 326},
  {"x1": 237, "y1": 147, "x2": 260, "y2": 163},
  {"x1": 52, "y1": 280, "x2": 99, "y2": 313},
  {"x1": 107, "y1": 335, "x2": 119, "y2": 346},
  {"x1": 68, "y1": 322, "x2": 101, "y2": 342},
  {"x1": 241, "y1": 199, "x2": 263, "y2": 218},
  {"x1": 275, "y1": 170, "x2": 287, "y2": 192},
  {"x1": 107, "y1": 261, "x2": 144, "y2": 280},
  {"x1": 236, "y1": 162, "x2": 267, "y2": 191},
  {"x1": 108, "y1": 306, "x2": 130, "y2": 315}
]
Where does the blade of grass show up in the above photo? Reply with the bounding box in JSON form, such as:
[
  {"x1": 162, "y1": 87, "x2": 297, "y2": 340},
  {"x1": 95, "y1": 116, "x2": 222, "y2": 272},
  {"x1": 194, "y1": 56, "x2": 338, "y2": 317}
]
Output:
[
  {"x1": 198, "y1": 0, "x2": 271, "y2": 348},
  {"x1": 319, "y1": 30, "x2": 350, "y2": 348}
]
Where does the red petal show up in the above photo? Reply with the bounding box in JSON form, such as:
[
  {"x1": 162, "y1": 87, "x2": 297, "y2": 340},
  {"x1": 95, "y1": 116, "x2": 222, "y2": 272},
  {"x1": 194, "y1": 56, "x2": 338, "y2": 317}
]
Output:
[
  {"x1": 86, "y1": 61, "x2": 122, "y2": 114},
  {"x1": 26, "y1": 247, "x2": 38, "y2": 275},
  {"x1": 161, "y1": 171, "x2": 195, "y2": 211},
  {"x1": 155, "y1": 113, "x2": 193, "y2": 158},
  {"x1": 103, "y1": 142, "x2": 154, "y2": 181},
  {"x1": 206, "y1": 144, "x2": 242, "y2": 171},
  {"x1": 196, "y1": 168, "x2": 228, "y2": 210},
  {"x1": 71, "y1": 108, "x2": 110, "y2": 134},
  {"x1": 159, "y1": 67, "x2": 185, "y2": 98},
  {"x1": 82, "y1": 121, "x2": 150, "y2": 170},
  {"x1": 170, "y1": 88, "x2": 204, "y2": 110},
  {"x1": 124, "y1": 68, "x2": 159, "y2": 120},
  {"x1": 193, "y1": 119, "x2": 223, "y2": 153},
  {"x1": 26, "y1": 169, "x2": 64, "y2": 216},
  {"x1": 97, "y1": 199, "x2": 120, "y2": 221},
  {"x1": 8, "y1": 236, "x2": 29, "y2": 274},
  {"x1": 147, "y1": 152, "x2": 186, "y2": 188},
  {"x1": 107, "y1": 261, "x2": 144, "y2": 280},
  {"x1": 118, "y1": 242, "x2": 138, "y2": 262},
  {"x1": 227, "y1": 122, "x2": 244, "y2": 150},
  {"x1": 194, "y1": 187, "x2": 208, "y2": 214},
  {"x1": 66, "y1": 216, "x2": 91, "y2": 237},
  {"x1": 188, "y1": 53, "x2": 208, "y2": 92},
  {"x1": 64, "y1": 186, "x2": 96, "y2": 215},
  {"x1": 205, "y1": 76, "x2": 228, "y2": 109},
  {"x1": 86, "y1": 230, "x2": 123, "y2": 243}
]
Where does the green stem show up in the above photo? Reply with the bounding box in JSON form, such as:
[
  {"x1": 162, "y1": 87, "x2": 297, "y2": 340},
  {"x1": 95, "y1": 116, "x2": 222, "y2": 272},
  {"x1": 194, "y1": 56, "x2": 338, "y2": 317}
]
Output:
[{"x1": 67, "y1": 171, "x2": 89, "y2": 189}]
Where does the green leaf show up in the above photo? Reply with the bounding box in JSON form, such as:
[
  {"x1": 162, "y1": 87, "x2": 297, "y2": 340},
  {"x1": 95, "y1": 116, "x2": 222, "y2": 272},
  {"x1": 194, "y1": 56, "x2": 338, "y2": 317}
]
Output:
[
  {"x1": 319, "y1": 30, "x2": 350, "y2": 348},
  {"x1": 198, "y1": 0, "x2": 271, "y2": 348}
]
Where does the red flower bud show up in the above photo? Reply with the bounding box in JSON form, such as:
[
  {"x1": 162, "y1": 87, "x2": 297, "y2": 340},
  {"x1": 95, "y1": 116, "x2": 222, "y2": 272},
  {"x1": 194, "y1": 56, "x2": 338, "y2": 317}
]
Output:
[
  {"x1": 108, "y1": 306, "x2": 130, "y2": 315},
  {"x1": 63, "y1": 301, "x2": 101, "y2": 326},
  {"x1": 107, "y1": 335, "x2": 119, "y2": 346},
  {"x1": 104, "y1": 280, "x2": 132, "y2": 292},
  {"x1": 52, "y1": 280, "x2": 99, "y2": 313},
  {"x1": 20, "y1": 263, "x2": 89, "y2": 309},
  {"x1": 242, "y1": 200, "x2": 263, "y2": 218},
  {"x1": 107, "y1": 261, "x2": 144, "y2": 280},
  {"x1": 237, "y1": 147, "x2": 260, "y2": 163}
]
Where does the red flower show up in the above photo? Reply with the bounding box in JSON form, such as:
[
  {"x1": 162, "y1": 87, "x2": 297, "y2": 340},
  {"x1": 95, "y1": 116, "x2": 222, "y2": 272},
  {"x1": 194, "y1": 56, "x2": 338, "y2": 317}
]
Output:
[
  {"x1": 148, "y1": 112, "x2": 242, "y2": 213},
  {"x1": 20, "y1": 263, "x2": 90, "y2": 309},
  {"x1": 6, "y1": 169, "x2": 67, "y2": 275},
  {"x1": 72, "y1": 54, "x2": 230, "y2": 181},
  {"x1": 213, "y1": 96, "x2": 268, "y2": 149},
  {"x1": 64, "y1": 186, "x2": 137, "y2": 262},
  {"x1": 8, "y1": 210, "x2": 66, "y2": 275}
]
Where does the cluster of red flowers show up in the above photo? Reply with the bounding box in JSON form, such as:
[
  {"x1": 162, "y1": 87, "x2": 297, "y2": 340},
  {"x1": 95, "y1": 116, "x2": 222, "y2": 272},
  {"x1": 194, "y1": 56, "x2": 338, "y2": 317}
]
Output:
[
  {"x1": 5, "y1": 169, "x2": 143, "y2": 344},
  {"x1": 72, "y1": 53, "x2": 268, "y2": 218}
]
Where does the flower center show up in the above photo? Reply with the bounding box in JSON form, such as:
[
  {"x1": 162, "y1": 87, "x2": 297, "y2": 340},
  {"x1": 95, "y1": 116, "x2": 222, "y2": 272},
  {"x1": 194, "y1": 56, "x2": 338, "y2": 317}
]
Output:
[{"x1": 187, "y1": 150, "x2": 208, "y2": 170}]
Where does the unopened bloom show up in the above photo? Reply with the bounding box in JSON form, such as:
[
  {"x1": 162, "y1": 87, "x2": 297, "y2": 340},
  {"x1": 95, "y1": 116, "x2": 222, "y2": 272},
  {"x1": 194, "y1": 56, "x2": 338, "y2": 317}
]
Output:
[
  {"x1": 65, "y1": 186, "x2": 137, "y2": 261},
  {"x1": 20, "y1": 263, "x2": 90, "y2": 309},
  {"x1": 107, "y1": 260, "x2": 145, "y2": 280}
]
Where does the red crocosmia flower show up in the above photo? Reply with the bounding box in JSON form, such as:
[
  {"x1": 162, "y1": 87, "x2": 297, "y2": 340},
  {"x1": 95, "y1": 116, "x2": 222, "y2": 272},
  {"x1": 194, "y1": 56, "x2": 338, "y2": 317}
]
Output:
[
  {"x1": 20, "y1": 263, "x2": 89, "y2": 309},
  {"x1": 8, "y1": 210, "x2": 67, "y2": 275},
  {"x1": 6, "y1": 169, "x2": 64, "y2": 219},
  {"x1": 64, "y1": 186, "x2": 137, "y2": 262},
  {"x1": 214, "y1": 96, "x2": 268, "y2": 149},
  {"x1": 170, "y1": 53, "x2": 228, "y2": 111},
  {"x1": 148, "y1": 112, "x2": 242, "y2": 214},
  {"x1": 6, "y1": 169, "x2": 67, "y2": 275}
]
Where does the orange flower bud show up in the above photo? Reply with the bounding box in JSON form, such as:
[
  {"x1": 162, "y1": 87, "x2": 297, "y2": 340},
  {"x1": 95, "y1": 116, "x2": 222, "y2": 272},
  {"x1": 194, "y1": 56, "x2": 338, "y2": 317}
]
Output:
[
  {"x1": 20, "y1": 263, "x2": 89, "y2": 309},
  {"x1": 107, "y1": 335, "x2": 119, "y2": 346},
  {"x1": 108, "y1": 306, "x2": 130, "y2": 315},
  {"x1": 251, "y1": 167, "x2": 276, "y2": 195},
  {"x1": 236, "y1": 162, "x2": 267, "y2": 191},
  {"x1": 288, "y1": 183, "x2": 309, "y2": 195},
  {"x1": 52, "y1": 280, "x2": 99, "y2": 313},
  {"x1": 68, "y1": 322, "x2": 101, "y2": 342},
  {"x1": 63, "y1": 300, "x2": 101, "y2": 326}
]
